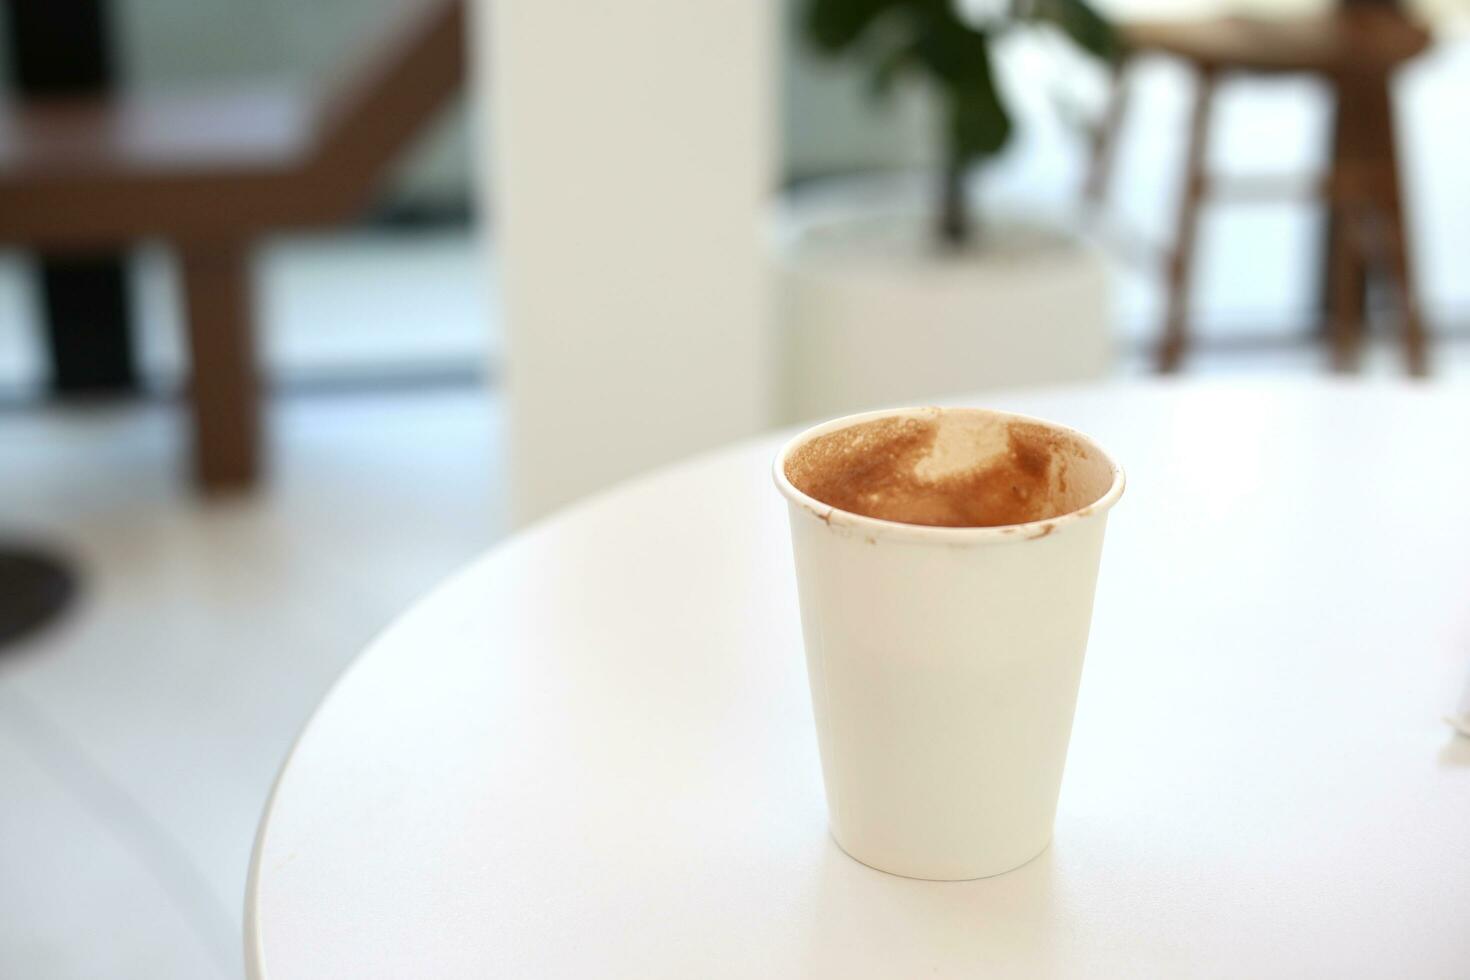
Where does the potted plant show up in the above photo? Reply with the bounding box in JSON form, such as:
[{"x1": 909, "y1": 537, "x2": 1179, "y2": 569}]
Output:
[{"x1": 776, "y1": 0, "x2": 1118, "y2": 422}]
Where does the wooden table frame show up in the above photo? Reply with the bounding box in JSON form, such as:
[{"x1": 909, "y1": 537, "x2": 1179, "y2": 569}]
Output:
[{"x1": 0, "y1": 0, "x2": 466, "y2": 490}]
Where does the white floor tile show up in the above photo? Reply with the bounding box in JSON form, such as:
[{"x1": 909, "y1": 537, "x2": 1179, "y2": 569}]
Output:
[
  {"x1": 0, "y1": 387, "x2": 506, "y2": 976},
  {"x1": 0, "y1": 718, "x2": 232, "y2": 979}
]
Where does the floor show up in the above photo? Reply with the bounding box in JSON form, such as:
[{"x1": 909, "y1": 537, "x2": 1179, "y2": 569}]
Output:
[
  {"x1": 3, "y1": 32, "x2": 1470, "y2": 978},
  {"x1": 0, "y1": 230, "x2": 504, "y2": 977},
  {"x1": 0, "y1": 387, "x2": 504, "y2": 977}
]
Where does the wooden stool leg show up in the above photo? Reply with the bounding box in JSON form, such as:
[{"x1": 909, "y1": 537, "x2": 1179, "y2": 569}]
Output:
[
  {"x1": 1369, "y1": 81, "x2": 1429, "y2": 377},
  {"x1": 1327, "y1": 204, "x2": 1366, "y2": 372},
  {"x1": 1321, "y1": 96, "x2": 1366, "y2": 343},
  {"x1": 179, "y1": 242, "x2": 261, "y2": 491},
  {"x1": 1158, "y1": 69, "x2": 1216, "y2": 374},
  {"x1": 1384, "y1": 218, "x2": 1429, "y2": 378},
  {"x1": 1084, "y1": 61, "x2": 1129, "y2": 210}
]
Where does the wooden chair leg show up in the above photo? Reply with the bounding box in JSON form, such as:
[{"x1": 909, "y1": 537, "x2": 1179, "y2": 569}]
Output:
[
  {"x1": 1321, "y1": 97, "x2": 1365, "y2": 343},
  {"x1": 1383, "y1": 216, "x2": 1429, "y2": 378},
  {"x1": 1368, "y1": 81, "x2": 1429, "y2": 377},
  {"x1": 1327, "y1": 204, "x2": 1366, "y2": 372},
  {"x1": 1084, "y1": 60, "x2": 1129, "y2": 210},
  {"x1": 179, "y1": 242, "x2": 261, "y2": 491},
  {"x1": 1157, "y1": 68, "x2": 1216, "y2": 374}
]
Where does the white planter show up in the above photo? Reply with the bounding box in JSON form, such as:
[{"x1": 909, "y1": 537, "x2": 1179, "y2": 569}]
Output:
[{"x1": 774, "y1": 177, "x2": 1113, "y2": 424}]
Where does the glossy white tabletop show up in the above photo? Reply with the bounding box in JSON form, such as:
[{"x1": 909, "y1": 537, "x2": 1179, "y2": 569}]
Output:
[{"x1": 247, "y1": 381, "x2": 1470, "y2": 978}]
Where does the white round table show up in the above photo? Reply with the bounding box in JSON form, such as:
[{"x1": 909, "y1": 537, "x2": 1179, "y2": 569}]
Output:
[{"x1": 247, "y1": 381, "x2": 1470, "y2": 978}]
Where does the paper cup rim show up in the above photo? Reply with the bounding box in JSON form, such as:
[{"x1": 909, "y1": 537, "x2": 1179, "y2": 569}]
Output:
[{"x1": 772, "y1": 406, "x2": 1126, "y2": 544}]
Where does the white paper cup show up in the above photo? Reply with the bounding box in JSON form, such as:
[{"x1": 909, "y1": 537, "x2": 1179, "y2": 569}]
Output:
[{"x1": 774, "y1": 406, "x2": 1124, "y2": 880}]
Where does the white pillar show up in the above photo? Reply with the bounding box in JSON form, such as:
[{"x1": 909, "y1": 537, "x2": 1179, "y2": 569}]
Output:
[{"x1": 477, "y1": 0, "x2": 775, "y2": 525}]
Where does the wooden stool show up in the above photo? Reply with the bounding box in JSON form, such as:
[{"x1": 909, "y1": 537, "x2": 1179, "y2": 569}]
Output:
[
  {"x1": 0, "y1": 0, "x2": 465, "y2": 491},
  {"x1": 1087, "y1": 5, "x2": 1431, "y2": 375}
]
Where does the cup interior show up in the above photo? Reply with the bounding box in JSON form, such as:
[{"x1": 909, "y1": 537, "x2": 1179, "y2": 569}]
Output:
[{"x1": 780, "y1": 407, "x2": 1118, "y2": 529}]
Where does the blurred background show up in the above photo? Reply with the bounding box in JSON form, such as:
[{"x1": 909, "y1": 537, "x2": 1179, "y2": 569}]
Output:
[{"x1": 1, "y1": 0, "x2": 1467, "y2": 974}]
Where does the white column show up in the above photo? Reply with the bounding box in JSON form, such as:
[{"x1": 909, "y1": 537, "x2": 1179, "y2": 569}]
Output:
[{"x1": 476, "y1": 0, "x2": 776, "y2": 525}]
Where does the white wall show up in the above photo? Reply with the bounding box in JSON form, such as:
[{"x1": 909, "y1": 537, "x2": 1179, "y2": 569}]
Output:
[{"x1": 480, "y1": 0, "x2": 776, "y2": 525}]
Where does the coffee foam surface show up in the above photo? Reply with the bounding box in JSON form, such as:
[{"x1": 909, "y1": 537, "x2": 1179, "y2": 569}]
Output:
[{"x1": 784, "y1": 409, "x2": 1113, "y2": 528}]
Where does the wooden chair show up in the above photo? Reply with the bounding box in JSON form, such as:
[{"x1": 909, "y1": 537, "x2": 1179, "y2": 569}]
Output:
[
  {"x1": 1086, "y1": 3, "x2": 1431, "y2": 375},
  {"x1": 0, "y1": 0, "x2": 466, "y2": 490}
]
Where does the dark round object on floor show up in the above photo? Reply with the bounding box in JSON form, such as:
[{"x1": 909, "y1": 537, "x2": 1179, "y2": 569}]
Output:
[{"x1": 0, "y1": 547, "x2": 77, "y2": 650}]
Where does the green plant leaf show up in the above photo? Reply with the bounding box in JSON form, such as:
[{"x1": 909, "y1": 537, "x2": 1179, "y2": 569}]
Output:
[
  {"x1": 804, "y1": 0, "x2": 897, "y2": 53},
  {"x1": 909, "y1": 9, "x2": 991, "y2": 87},
  {"x1": 901, "y1": 8, "x2": 1012, "y2": 163},
  {"x1": 944, "y1": 43, "x2": 1011, "y2": 163}
]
